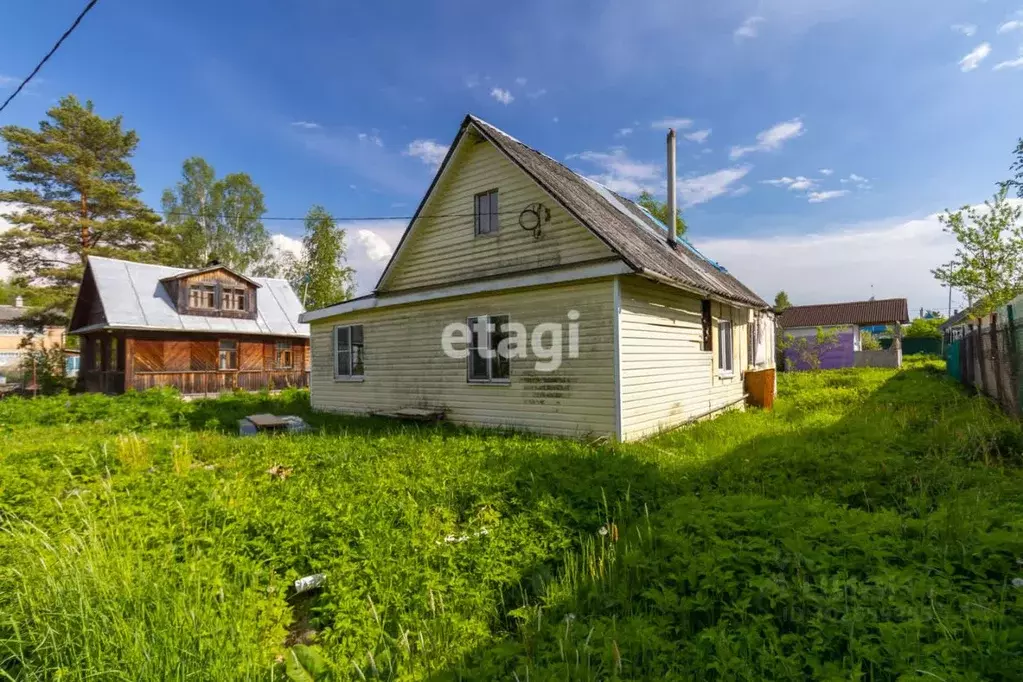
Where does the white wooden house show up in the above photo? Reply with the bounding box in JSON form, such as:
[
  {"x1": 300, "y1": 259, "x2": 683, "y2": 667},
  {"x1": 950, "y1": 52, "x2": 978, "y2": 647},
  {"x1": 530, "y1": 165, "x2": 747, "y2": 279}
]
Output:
[{"x1": 300, "y1": 115, "x2": 774, "y2": 440}]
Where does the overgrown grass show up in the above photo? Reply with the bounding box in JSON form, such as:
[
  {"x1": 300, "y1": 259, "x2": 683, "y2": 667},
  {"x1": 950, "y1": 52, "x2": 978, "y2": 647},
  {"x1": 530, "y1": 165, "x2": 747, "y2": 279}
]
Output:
[{"x1": 0, "y1": 368, "x2": 1021, "y2": 680}]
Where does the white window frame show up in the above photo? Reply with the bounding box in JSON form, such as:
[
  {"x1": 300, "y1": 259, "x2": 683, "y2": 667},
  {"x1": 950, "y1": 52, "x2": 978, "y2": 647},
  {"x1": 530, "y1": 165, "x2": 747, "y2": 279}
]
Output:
[
  {"x1": 718, "y1": 319, "x2": 733, "y2": 377},
  {"x1": 467, "y1": 314, "x2": 511, "y2": 384},
  {"x1": 334, "y1": 324, "x2": 365, "y2": 381},
  {"x1": 473, "y1": 188, "x2": 499, "y2": 236}
]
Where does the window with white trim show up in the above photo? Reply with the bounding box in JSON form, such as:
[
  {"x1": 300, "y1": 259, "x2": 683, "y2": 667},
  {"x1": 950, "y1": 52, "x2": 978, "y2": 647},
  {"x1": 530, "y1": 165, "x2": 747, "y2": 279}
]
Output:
[
  {"x1": 474, "y1": 189, "x2": 499, "y2": 236},
  {"x1": 467, "y1": 315, "x2": 510, "y2": 383},
  {"x1": 718, "y1": 319, "x2": 733, "y2": 375},
  {"x1": 334, "y1": 325, "x2": 364, "y2": 379}
]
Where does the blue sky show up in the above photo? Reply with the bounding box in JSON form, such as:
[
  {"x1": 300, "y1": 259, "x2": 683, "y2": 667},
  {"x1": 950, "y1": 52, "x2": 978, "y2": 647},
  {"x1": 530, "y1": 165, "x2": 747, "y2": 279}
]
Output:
[{"x1": 2, "y1": 0, "x2": 1023, "y2": 312}]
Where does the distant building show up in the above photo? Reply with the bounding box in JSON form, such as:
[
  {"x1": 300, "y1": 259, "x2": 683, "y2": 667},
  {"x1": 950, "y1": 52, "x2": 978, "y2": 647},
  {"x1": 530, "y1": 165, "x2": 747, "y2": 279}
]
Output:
[
  {"x1": 68, "y1": 256, "x2": 309, "y2": 394},
  {"x1": 778, "y1": 298, "x2": 909, "y2": 370},
  {"x1": 0, "y1": 296, "x2": 65, "y2": 376}
]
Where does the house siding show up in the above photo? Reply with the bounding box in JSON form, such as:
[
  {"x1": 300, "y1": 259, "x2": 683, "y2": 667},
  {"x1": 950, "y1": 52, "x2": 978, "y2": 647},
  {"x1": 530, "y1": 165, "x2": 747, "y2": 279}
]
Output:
[
  {"x1": 379, "y1": 135, "x2": 616, "y2": 292},
  {"x1": 782, "y1": 324, "x2": 856, "y2": 370},
  {"x1": 618, "y1": 276, "x2": 750, "y2": 440},
  {"x1": 309, "y1": 279, "x2": 616, "y2": 438}
]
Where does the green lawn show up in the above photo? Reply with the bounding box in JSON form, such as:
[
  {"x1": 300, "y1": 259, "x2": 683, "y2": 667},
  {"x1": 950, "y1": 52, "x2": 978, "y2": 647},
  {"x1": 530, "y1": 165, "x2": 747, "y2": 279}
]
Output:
[{"x1": 1, "y1": 359, "x2": 1021, "y2": 680}]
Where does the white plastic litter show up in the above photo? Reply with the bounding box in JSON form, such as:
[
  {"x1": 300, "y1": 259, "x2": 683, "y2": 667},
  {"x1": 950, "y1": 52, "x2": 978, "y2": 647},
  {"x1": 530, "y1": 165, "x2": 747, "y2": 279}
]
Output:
[{"x1": 293, "y1": 573, "x2": 327, "y2": 594}]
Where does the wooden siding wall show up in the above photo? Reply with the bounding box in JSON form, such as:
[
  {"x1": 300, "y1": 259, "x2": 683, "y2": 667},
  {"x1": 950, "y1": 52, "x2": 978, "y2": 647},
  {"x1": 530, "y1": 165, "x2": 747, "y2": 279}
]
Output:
[
  {"x1": 380, "y1": 134, "x2": 616, "y2": 292},
  {"x1": 80, "y1": 334, "x2": 309, "y2": 395},
  {"x1": 174, "y1": 269, "x2": 258, "y2": 320},
  {"x1": 309, "y1": 279, "x2": 616, "y2": 438},
  {"x1": 618, "y1": 276, "x2": 749, "y2": 440}
]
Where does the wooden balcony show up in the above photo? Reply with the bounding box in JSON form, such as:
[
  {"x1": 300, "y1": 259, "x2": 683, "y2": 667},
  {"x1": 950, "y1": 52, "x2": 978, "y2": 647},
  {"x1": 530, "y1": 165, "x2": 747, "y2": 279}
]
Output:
[{"x1": 130, "y1": 370, "x2": 310, "y2": 395}]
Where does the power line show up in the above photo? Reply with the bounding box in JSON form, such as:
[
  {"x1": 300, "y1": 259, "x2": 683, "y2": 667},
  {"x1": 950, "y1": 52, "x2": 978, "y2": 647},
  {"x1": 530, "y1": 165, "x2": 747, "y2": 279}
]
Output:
[
  {"x1": 0, "y1": 0, "x2": 101, "y2": 116},
  {"x1": 159, "y1": 209, "x2": 524, "y2": 222}
]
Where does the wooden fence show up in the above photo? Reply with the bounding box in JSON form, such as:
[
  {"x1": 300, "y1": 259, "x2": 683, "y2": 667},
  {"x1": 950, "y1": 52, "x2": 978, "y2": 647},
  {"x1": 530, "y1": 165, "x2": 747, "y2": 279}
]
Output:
[{"x1": 948, "y1": 305, "x2": 1022, "y2": 415}]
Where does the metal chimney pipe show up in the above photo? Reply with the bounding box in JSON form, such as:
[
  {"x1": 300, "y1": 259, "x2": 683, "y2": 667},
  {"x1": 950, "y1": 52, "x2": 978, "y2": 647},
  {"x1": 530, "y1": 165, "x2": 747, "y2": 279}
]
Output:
[{"x1": 666, "y1": 128, "x2": 677, "y2": 246}]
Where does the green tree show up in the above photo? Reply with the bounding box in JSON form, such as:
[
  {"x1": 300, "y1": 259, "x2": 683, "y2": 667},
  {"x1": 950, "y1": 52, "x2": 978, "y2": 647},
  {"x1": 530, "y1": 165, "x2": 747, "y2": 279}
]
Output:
[
  {"x1": 778, "y1": 327, "x2": 839, "y2": 371},
  {"x1": 860, "y1": 330, "x2": 882, "y2": 351},
  {"x1": 161, "y1": 157, "x2": 276, "y2": 275},
  {"x1": 1004, "y1": 137, "x2": 1023, "y2": 198},
  {"x1": 284, "y1": 206, "x2": 355, "y2": 310},
  {"x1": 932, "y1": 187, "x2": 1023, "y2": 316},
  {"x1": 637, "y1": 191, "x2": 686, "y2": 236},
  {"x1": 774, "y1": 290, "x2": 792, "y2": 312},
  {"x1": 0, "y1": 96, "x2": 165, "y2": 327},
  {"x1": 903, "y1": 316, "x2": 945, "y2": 339}
]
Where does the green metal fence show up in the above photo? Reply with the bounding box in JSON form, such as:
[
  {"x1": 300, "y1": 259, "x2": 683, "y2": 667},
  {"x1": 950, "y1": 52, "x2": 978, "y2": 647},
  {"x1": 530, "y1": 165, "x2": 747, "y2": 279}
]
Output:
[{"x1": 880, "y1": 337, "x2": 942, "y2": 355}]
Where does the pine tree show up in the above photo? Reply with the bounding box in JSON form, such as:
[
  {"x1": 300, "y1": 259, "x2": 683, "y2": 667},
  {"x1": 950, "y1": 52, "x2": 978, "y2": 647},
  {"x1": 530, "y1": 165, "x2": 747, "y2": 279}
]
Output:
[
  {"x1": 287, "y1": 206, "x2": 355, "y2": 310},
  {"x1": 0, "y1": 96, "x2": 166, "y2": 326}
]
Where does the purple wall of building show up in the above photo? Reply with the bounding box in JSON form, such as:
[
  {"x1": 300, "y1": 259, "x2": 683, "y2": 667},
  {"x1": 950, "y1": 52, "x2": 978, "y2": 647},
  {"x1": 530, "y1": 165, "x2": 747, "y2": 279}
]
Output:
[{"x1": 785, "y1": 331, "x2": 855, "y2": 370}]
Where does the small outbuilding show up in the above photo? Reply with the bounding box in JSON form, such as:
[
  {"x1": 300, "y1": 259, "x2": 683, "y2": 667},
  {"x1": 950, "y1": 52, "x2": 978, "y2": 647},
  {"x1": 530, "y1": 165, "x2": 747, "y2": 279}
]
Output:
[{"x1": 778, "y1": 298, "x2": 909, "y2": 369}]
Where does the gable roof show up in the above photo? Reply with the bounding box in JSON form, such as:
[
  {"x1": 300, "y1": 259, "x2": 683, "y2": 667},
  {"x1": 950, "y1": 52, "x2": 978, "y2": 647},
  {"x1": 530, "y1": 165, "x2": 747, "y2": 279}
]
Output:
[
  {"x1": 778, "y1": 298, "x2": 910, "y2": 328},
  {"x1": 159, "y1": 263, "x2": 262, "y2": 288},
  {"x1": 373, "y1": 114, "x2": 767, "y2": 309},
  {"x1": 69, "y1": 256, "x2": 308, "y2": 338}
]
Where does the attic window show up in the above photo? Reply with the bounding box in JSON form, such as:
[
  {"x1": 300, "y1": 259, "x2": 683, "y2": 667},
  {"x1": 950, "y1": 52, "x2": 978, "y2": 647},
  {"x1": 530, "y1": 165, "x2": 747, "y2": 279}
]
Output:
[
  {"x1": 189, "y1": 285, "x2": 216, "y2": 310},
  {"x1": 222, "y1": 287, "x2": 247, "y2": 311},
  {"x1": 474, "y1": 189, "x2": 499, "y2": 236}
]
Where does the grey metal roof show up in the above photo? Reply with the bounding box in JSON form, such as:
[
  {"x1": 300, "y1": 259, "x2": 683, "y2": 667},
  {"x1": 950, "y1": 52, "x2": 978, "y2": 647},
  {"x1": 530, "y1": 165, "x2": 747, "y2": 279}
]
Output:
[
  {"x1": 70, "y1": 256, "x2": 308, "y2": 338},
  {"x1": 467, "y1": 116, "x2": 768, "y2": 308},
  {"x1": 0, "y1": 306, "x2": 27, "y2": 323}
]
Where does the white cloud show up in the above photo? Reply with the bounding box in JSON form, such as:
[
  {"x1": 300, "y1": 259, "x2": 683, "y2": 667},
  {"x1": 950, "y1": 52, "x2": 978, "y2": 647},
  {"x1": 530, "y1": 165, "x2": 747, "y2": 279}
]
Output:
[
  {"x1": 404, "y1": 139, "x2": 449, "y2": 169},
  {"x1": 807, "y1": 190, "x2": 850, "y2": 203},
  {"x1": 762, "y1": 175, "x2": 815, "y2": 191},
  {"x1": 730, "y1": 118, "x2": 805, "y2": 159},
  {"x1": 677, "y1": 166, "x2": 752, "y2": 207},
  {"x1": 616, "y1": 127, "x2": 634, "y2": 137},
  {"x1": 515, "y1": 76, "x2": 528, "y2": 86},
  {"x1": 290, "y1": 121, "x2": 321, "y2": 130},
  {"x1": 951, "y1": 23, "x2": 978, "y2": 37},
  {"x1": 527, "y1": 88, "x2": 548, "y2": 99},
  {"x1": 650, "y1": 117, "x2": 693, "y2": 130},
  {"x1": 271, "y1": 219, "x2": 407, "y2": 297},
  {"x1": 730, "y1": 185, "x2": 751, "y2": 198},
  {"x1": 820, "y1": 168, "x2": 834, "y2": 176},
  {"x1": 997, "y1": 20, "x2": 1023, "y2": 34},
  {"x1": 357, "y1": 132, "x2": 383, "y2": 147},
  {"x1": 490, "y1": 87, "x2": 514, "y2": 104},
  {"x1": 994, "y1": 55, "x2": 1023, "y2": 70},
  {"x1": 959, "y1": 43, "x2": 991, "y2": 72},
  {"x1": 734, "y1": 16, "x2": 765, "y2": 40},
  {"x1": 569, "y1": 148, "x2": 662, "y2": 195},
  {"x1": 684, "y1": 129, "x2": 712, "y2": 144},
  {"x1": 840, "y1": 173, "x2": 871, "y2": 189},
  {"x1": 701, "y1": 200, "x2": 1023, "y2": 310},
  {"x1": 355, "y1": 228, "x2": 395, "y2": 263},
  {"x1": 0, "y1": 74, "x2": 19, "y2": 87},
  {"x1": 570, "y1": 146, "x2": 749, "y2": 207}
]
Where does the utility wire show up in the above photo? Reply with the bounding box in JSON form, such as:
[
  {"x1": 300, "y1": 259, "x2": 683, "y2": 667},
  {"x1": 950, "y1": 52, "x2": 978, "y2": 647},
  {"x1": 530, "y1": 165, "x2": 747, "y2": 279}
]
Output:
[
  {"x1": 159, "y1": 209, "x2": 523, "y2": 222},
  {"x1": 0, "y1": 0, "x2": 101, "y2": 115}
]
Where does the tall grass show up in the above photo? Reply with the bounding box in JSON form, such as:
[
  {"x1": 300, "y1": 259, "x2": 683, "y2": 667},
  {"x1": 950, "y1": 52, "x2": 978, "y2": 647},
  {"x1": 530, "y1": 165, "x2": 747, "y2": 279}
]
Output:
[
  {"x1": 0, "y1": 369, "x2": 1021, "y2": 680},
  {"x1": 0, "y1": 502, "x2": 289, "y2": 680}
]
